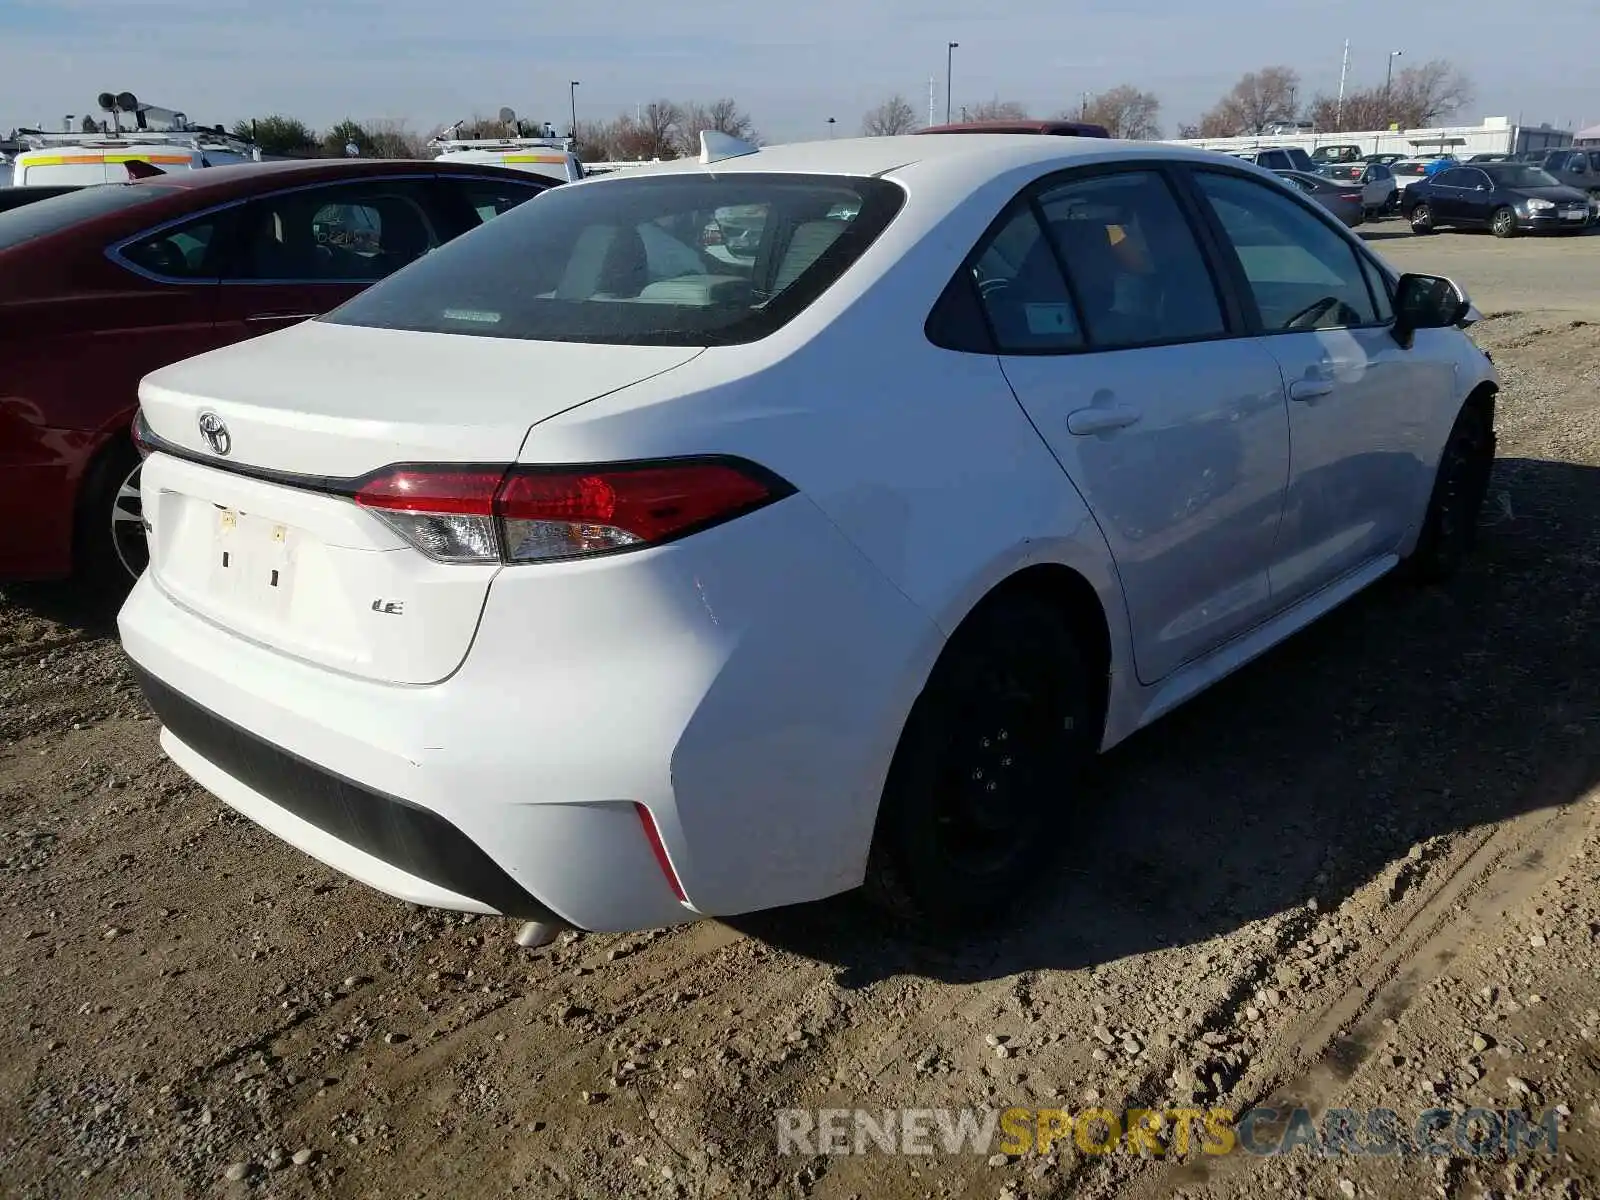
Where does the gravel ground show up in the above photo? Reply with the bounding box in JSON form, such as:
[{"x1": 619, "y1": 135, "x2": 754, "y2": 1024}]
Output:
[{"x1": 2, "y1": 239, "x2": 1598, "y2": 1200}]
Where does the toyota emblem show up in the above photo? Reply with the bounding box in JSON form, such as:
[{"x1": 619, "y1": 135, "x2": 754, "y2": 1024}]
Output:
[{"x1": 197, "y1": 411, "x2": 231, "y2": 457}]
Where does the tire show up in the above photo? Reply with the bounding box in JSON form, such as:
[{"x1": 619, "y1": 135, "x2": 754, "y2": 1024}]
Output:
[
  {"x1": 1410, "y1": 203, "x2": 1435, "y2": 234},
  {"x1": 1401, "y1": 399, "x2": 1496, "y2": 584},
  {"x1": 863, "y1": 592, "x2": 1098, "y2": 932},
  {"x1": 1491, "y1": 206, "x2": 1518, "y2": 238},
  {"x1": 74, "y1": 433, "x2": 147, "y2": 590}
]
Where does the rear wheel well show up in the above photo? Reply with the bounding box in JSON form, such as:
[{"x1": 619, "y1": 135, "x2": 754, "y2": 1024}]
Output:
[{"x1": 955, "y1": 564, "x2": 1112, "y2": 739}]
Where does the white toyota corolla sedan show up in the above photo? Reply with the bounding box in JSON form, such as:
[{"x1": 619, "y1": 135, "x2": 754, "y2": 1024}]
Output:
[{"x1": 119, "y1": 132, "x2": 1498, "y2": 939}]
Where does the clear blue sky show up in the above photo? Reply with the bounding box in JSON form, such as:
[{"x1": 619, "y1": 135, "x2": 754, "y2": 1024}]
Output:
[{"x1": 3, "y1": 0, "x2": 1596, "y2": 141}]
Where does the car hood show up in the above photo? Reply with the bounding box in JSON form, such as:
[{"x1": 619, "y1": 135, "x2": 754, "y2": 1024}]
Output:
[{"x1": 1507, "y1": 185, "x2": 1589, "y2": 203}]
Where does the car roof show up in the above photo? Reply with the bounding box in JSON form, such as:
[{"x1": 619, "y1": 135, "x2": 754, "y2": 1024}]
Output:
[
  {"x1": 134, "y1": 157, "x2": 538, "y2": 194},
  {"x1": 578, "y1": 134, "x2": 1258, "y2": 189},
  {"x1": 917, "y1": 119, "x2": 1110, "y2": 137}
]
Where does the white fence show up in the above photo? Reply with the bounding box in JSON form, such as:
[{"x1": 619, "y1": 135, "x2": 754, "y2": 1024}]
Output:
[{"x1": 1166, "y1": 117, "x2": 1572, "y2": 160}]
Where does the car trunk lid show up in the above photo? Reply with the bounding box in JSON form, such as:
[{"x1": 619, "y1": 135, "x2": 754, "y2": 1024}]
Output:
[{"x1": 138, "y1": 320, "x2": 702, "y2": 684}]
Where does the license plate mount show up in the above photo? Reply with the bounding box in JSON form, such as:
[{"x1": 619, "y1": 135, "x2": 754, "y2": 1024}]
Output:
[{"x1": 211, "y1": 507, "x2": 295, "y2": 617}]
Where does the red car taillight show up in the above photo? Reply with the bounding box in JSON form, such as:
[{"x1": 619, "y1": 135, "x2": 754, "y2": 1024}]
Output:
[
  {"x1": 131, "y1": 408, "x2": 156, "y2": 459},
  {"x1": 353, "y1": 458, "x2": 791, "y2": 565}
]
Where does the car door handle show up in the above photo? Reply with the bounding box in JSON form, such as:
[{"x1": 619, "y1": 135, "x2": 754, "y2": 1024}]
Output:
[
  {"x1": 1066, "y1": 406, "x2": 1142, "y2": 436},
  {"x1": 1288, "y1": 379, "x2": 1335, "y2": 402},
  {"x1": 245, "y1": 311, "x2": 318, "y2": 324}
]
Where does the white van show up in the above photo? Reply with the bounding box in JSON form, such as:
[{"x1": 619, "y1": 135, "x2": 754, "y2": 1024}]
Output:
[
  {"x1": 429, "y1": 137, "x2": 583, "y2": 184},
  {"x1": 9, "y1": 135, "x2": 255, "y2": 187}
]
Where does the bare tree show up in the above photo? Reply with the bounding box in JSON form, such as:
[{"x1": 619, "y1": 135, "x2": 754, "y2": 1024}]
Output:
[
  {"x1": 1304, "y1": 61, "x2": 1472, "y2": 134},
  {"x1": 572, "y1": 119, "x2": 615, "y2": 163},
  {"x1": 1391, "y1": 60, "x2": 1474, "y2": 127},
  {"x1": 677, "y1": 98, "x2": 758, "y2": 154},
  {"x1": 1073, "y1": 85, "x2": 1161, "y2": 139},
  {"x1": 965, "y1": 98, "x2": 1030, "y2": 122},
  {"x1": 861, "y1": 94, "x2": 920, "y2": 136},
  {"x1": 365, "y1": 119, "x2": 424, "y2": 158},
  {"x1": 1198, "y1": 66, "x2": 1301, "y2": 136},
  {"x1": 1304, "y1": 89, "x2": 1390, "y2": 134},
  {"x1": 631, "y1": 100, "x2": 682, "y2": 159},
  {"x1": 1175, "y1": 121, "x2": 1201, "y2": 139}
]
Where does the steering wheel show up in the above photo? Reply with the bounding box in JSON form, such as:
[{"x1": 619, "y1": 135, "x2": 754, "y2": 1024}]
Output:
[{"x1": 978, "y1": 276, "x2": 1010, "y2": 299}]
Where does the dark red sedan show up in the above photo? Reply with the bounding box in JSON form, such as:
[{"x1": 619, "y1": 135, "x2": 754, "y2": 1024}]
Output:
[{"x1": 0, "y1": 159, "x2": 555, "y2": 585}]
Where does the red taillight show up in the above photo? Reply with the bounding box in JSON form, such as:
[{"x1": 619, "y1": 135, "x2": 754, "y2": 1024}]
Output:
[
  {"x1": 351, "y1": 458, "x2": 790, "y2": 565},
  {"x1": 131, "y1": 409, "x2": 155, "y2": 459},
  {"x1": 355, "y1": 468, "x2": 501, "y2": 516},
  {"x1": 634, "y1": 802, "x2": 687, "y2": 903}
]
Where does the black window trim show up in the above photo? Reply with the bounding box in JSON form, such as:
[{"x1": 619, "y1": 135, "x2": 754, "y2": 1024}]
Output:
[
  {"x1": 1175, "y1": 163, "x2": 1394, "y2": 338},
  {"x1": 105, "y1": 171, "x2": 554, "y2": 286},
  {"x1": 925, "y1": 158, "x2": 1248, "y2": 358}
]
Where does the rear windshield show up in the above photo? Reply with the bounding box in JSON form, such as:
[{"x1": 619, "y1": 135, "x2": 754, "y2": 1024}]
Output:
[
  {"x1": 1326, "y1": 165, "x2": 1364, "y2": 180},
  {"x1": 1394, "y1": 162, "x2": 1428, "y2": 176},
  {"x1": 325, "y1": 172, "x2": 905, "y2": 346},
  {"x1": 0, "y1": 182, "x2": 179, "y2": 252}
]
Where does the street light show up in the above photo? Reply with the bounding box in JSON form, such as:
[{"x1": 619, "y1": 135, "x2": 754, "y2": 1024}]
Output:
[
  {"x1": 827, "y1": 116, "x2": 837, "y2": 138},
  {"x1": 569, "y1": 81, "x2": 580, "y2": 142},
  {"x1": 1385, "y1": 50, "x2": 1403, "y2": 126},
  {"x1": 946, "y1": 42, "x2": 959, "y2": 124}
]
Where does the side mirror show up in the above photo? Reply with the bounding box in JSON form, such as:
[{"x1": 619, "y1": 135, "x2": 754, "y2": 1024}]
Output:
[{"x1": 1392, "y1": 273, "x2": 1472, "y2": 348}]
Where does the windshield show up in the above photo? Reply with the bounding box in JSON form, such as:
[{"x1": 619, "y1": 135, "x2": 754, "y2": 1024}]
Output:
[
  {"x1": 1484, "y1": 165, "x2": 1562, "y2": 188},
  {"x1": 326, "y1": 173, "x2": 905, "y2": 346},
  {"x1": 0, "y1": 182, "x2": 178, "y2": 252}
]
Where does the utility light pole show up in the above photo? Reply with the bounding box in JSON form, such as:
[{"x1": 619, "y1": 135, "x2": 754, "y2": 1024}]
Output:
[
  {"x1": 1385, "y1": 49, "x2": 1403, "y2": 126},
  {"x1": 569, "y1": 81, "x2": 580, "y2": 141},
  {"x1": 946, "y1": 42, "x2": 959, "y2": 124},
  {"x1": 1336, "y1": 39, "x2": 1349, "y2": 128}
]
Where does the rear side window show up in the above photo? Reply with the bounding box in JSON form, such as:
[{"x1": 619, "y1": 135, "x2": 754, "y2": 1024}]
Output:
[
  {"x1": 456, "y1": 178, "x2": 548, "y2": 225},
  {"x1": 118, "y1": 214, "x2": 223, "y2": 279},
  {"x1": 325, "y1": 173, "x2": 905, "y2": 346},
  {"x1": 0, "y1": 183, "x2": 178, "y2": 252},
  {"x1": 1037, "y1": 170, "x2": 1225, "y2": 348},
  {"x1": 970, "y1": 206, "x2": 1084, "y2": 352},
  {"x1": 229, "y1": 180, "x2": 443, "y2": 283}
]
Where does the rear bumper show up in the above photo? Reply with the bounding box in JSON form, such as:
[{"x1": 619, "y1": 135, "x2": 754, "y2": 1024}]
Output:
[
  {"x1": 117, "y1": 493, "x2": 939, "y2": 931},
  {"x1": 131, "y1": 664, "x2": 562, "y2": 920}
]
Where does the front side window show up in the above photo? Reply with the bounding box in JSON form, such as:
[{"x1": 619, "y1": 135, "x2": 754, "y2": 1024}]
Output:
[
  {"x1": 325, "y1": 173, "x2": 904, "y2": 346},
  {"x1": 1194, "y1": 171, "x2": 1378, "y2": 332},
  {"x1": 1036, "y1": 170, "x2": 1225, "y2": 349},
  {"x1": 228, "y1": 181, "x2": 442, "y2": 283}
]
